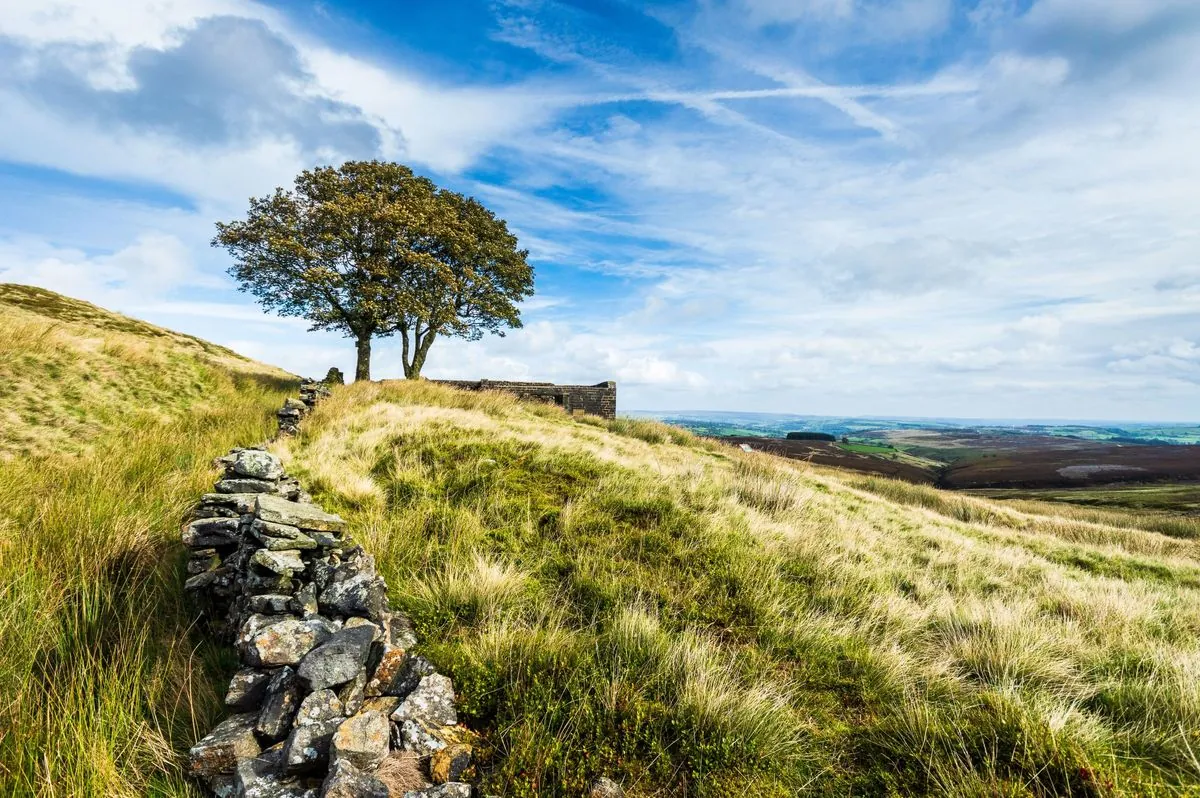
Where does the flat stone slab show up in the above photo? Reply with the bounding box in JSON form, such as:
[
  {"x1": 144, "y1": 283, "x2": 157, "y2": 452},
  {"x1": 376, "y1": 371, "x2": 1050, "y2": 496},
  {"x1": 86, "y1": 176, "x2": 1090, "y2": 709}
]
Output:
[
  {"x1": 256, "y1": 494, "x2": 345, "y2": 533},
  {"x1": 230, "y1": 449, "x2": 285, "y2": 481},
  {"x1": 392, "y1": 673, "x2": 457, "y2": 727},
  {"x1": 188, "y1": 712, "x2": 261, "y2": 777}
]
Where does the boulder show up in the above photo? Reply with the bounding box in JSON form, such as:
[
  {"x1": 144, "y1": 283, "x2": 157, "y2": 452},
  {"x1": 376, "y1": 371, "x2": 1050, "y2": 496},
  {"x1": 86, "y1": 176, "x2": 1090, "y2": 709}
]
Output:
[
  {"x1": 256, "y1": 495, "x2": 346, "y2": 533},
  {"x1": 230, "y1": 450, "x2": 285, "y2": 481},
  {"x1": 298, "y1": 625, "x2": 376, "y2": 691},
  {"x1": 330, "y1": 709, "x2": 389, "y2": 771},
  {"x1": 392, "y1": 674, "x2": 457, "y2": 727},
  {"x1": 256, "y1": 667, "x2": 303, "y2": 742},
  {"x1": 321, "y1": 759, "x2": 388, "y2": 798},
  {"x1": 188, "y1": 712, "x2": 261, "y2": 777},
  {"x1": 226, "y1": 667, "x2": 273, "y2": 711}
]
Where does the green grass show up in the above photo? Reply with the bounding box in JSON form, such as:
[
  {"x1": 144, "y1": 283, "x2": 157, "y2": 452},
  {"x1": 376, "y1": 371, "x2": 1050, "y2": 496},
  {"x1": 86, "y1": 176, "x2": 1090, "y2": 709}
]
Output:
[
  {"x1": 0, "y1": 285, "x2": 294, "y2": 797},
  {"x1": 279, "y1": 381, "x2": 1200, "y2": 796}
]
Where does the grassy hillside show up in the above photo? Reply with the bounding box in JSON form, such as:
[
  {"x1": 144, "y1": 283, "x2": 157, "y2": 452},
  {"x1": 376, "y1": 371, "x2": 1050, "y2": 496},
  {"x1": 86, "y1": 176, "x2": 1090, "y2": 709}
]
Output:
[
  {"x1": 0, "y1": 283, "x2": 293, "y2": 458},
  {"x1": 278, "y1": 381, "x2": 1200, "y2": 797},
  {"x1": 0, "y1": 285, "x2": 294, "y2": 796}
]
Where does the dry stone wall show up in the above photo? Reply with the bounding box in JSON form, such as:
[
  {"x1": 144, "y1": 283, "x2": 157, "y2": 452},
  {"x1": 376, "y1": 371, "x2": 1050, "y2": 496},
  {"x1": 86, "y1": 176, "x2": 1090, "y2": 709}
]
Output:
[
  {"x1": 184, "y1": 379, "x2": 473, "y2": 798},
  {"x1": 430, "y1": 379, "x2": 617, "y2": 419}
]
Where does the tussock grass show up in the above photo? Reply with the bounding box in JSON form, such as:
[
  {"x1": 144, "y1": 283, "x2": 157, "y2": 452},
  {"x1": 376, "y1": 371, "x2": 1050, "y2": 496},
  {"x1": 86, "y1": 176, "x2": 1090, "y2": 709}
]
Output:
[
  {"x1": 0, "y1": 285, "x2": 293, "y2": 796},
  {"x1": 281, "y1": 380, "x2": 1200, "y2": 795}
]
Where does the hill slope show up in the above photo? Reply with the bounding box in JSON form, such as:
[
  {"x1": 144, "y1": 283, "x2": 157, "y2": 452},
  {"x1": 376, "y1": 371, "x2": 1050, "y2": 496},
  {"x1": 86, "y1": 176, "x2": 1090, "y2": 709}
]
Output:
[
  {"x1": 0, "y1": 283, "x2": 293, "y2": 458},
  {"x1": 0, "y1": 285, "x2": 294, "y2": 796},
  {"x1": 279, "y1": 381, "x2": 1200, "y2": 796}
]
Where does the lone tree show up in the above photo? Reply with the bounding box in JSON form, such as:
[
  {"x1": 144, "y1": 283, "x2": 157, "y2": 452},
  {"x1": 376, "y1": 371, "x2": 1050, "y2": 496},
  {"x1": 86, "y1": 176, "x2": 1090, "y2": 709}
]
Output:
[{"x1": 213, "y1": 160, "x2": 533, "y2": 381}]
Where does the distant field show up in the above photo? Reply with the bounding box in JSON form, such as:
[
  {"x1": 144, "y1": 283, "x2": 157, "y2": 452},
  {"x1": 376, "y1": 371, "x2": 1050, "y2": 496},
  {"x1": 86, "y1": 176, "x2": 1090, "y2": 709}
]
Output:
[{"x1": 973, "y1": 484, "x2": 1200, "y2": 514}]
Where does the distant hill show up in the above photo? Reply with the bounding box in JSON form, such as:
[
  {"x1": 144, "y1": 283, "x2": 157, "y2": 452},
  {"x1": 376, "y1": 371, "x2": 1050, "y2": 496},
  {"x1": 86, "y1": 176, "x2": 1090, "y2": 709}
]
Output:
[{"x1": 0, "y1": 283, "x2": 294, "y2": 458}]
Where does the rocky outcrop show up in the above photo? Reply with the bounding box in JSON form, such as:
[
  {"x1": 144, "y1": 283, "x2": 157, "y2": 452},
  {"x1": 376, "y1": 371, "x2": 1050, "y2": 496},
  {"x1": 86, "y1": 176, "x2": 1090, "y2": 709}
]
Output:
[{"x1": 184, "y1": 383, "x2": 472, "y2": 797}]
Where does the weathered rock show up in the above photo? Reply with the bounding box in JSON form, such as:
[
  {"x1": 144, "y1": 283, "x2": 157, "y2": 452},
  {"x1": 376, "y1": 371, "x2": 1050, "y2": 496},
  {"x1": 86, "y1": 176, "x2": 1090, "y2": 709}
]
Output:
[
  {"x1": 298, "y1": 625, "x2": 376, "y2": 691},
  {"x1": 217, "y1": 478, "x2": 282, "y2": 495},
  {"x1": 398, "y1": 718, "x2": 448, "y2": 757},
  {"x1": 392, "y1": 674, "x2": 457, "y2": 727},
  {"x1": 246, "y1": 618, "x2": 336, "y2": 667},
  {"x1": 329, "y1": 709, "x2": 389, "y2": 771},
  {"x1": 256, "y1": 495, "x2": 346, "y2": 533},
  {"x1": 201, "y1": 493, "x2": 261, "y2": 514},
  {"x1": 429, "y1": 744, "x2": 472, "y2": 785},
  {"x1": 226, "y1": 667, "x2": 273, "y2": 711},
  {"x1": 256, "y1": 667, "x2": 303, "y2": 742},
  {"x1": 188, "y1": 712, "x2": 261, "y2": 777},
  {"x1": 283, "y1": 691, "x2": 344, "y2": 773},
  {"x1": 248, "y1": 594, "x2": 296, "y2": 615},
  {"x1": 231, "y1": 450, "x2": 285, "y2": 481},
  {"x1": 187, "y1": 549, "x2": 222, "y2": 574},
  {"x1": 403, "y1": 783, "x2": 472, "y2": 798},
  {"x1": 337, "y1": 669, "x2": 367, "y2": 715},
  {"x1": 319, "y1": 572, "x2": 386, "y2": 621},
  {"x1": 252, "y1": 549, "x2": 306, "y2": 576},
  {"x1": 590, "y1": 777, "x2": 625, "y2": 798},
  {"x1": 292, "y1": 583, "x2": 319, "y2": 617},
  {"x1": 243, "y1": 570, "x2": 295, "y2": 595},
  {"x1": 235, "y1": 746, "x2": 317, "y2": 798},
  {"x1": 183, "y1": 517, "x2": 241, "y2": 547},
  {"x1": 360, "y1": 696, "x2": 401, "y2": 716},
  {"x1": 253, "y1": 519, "x2": 318, "y2": 551},
  {"x1": 321, "y1": 759, "x2": 388, "y2": 798},
  {"x1": 372, "y1": 653, "x2": 434, "y2": 699}
]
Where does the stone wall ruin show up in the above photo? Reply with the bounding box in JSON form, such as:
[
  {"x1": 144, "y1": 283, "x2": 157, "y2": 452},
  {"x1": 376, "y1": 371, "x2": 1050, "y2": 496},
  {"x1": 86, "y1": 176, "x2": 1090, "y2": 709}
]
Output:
[{"x1": 430, "y1": 379, "x2": 617, "y2": 419}]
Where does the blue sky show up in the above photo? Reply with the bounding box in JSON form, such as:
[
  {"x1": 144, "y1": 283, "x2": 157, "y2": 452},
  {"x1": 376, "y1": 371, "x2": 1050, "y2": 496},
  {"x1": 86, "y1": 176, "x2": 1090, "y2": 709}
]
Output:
[{"x1": 0, "y1": 0, "x2": 1197, "y2": 419}]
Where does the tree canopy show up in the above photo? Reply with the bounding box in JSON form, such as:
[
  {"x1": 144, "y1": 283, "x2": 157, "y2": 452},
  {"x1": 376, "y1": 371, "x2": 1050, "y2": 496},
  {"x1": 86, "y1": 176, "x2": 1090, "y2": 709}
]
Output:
[{"x1": 213, "y1": 160, "x2": 533, "y2": 380}]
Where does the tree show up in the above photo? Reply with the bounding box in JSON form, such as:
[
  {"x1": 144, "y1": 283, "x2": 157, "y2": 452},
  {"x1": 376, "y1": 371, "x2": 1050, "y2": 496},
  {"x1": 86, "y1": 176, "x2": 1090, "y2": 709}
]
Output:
[{"x1": 213, "y1": 160, "x2": 533, "y2": 381}]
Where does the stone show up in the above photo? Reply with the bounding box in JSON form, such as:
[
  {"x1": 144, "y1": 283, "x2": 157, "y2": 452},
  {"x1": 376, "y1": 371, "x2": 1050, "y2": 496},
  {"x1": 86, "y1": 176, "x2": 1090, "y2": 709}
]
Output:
[
  {"x1": 398, "y1": 718, "x2": 448, "y2": 757},
  {"x1": 344, "y1": 617, "x2": 382, "y2": 640},
  {"x1": 360, "y1": 696, "x2": 401, "y2": 716},
  {"x1": 231, "y1": 450, "x2": 285, "y2": 481},
  {"x1": 235, "y1": 747, "x2": 316, "y2": 798},
  {"x1": 226, "y1": 667, "x2": 273, "y2": 711},
  {"x1": 319, "y1": 572, "x2": 386, "y2": 621},
  {"x1": 308, "y1": 530, "x2": 345, "y2": 550},
  {"x1": 384, "y1": 611, "x2": 418, "y2": 651},
  {"x1": 338, "y1": 669, "x2": 367, "y2": 715},
  {"x1": 248, "y1": 594, "x2": 297, "y2": 615},
  {"x1": 392, "y1": 674, "x2": 457, "y2": 727},
  {"x1": 187, "y1": 549, "x2": 221, "y2": 574},
  {"x1": 283, "y1": 691, "x2": 344, "y2": 773},
  {"x1": 429, "y1": 744, "x2": 472, "y2": 784},
  {"x1": 246, "y1": 618, "x2": 335, "y2": 667},
  {"x1": 253, "y1": 519, "x2": 318, "y2": 551},
  {"x1": 252, "y1": 549, "x2": 306, "y2": 576},
  {"x1": 243, "y1": 570, "x2": 295, "y2": 595},
  {"x1": 188, "y1": 712, "x2": 261, "y2": 777},
  {"x1": 256, "y1": 667, "x2": 303, "y2": 742},
  {"x1": 321, "y1": 759, "x2": 388, "y2": 798},
  {"x1": 404, "y1": 783, "x2": 472, "y2": 798},
  {"x1": 201, "y1": 493, "x2": 261, "y2": 514},
  {"x1": 291, "y1": 583, "x2": 319, "y2": 617},
  {"x1": 298, "y1": 625, "x2": 376, "y2": 691},
  {"x1": 194, "y1": 505, "x2": 241, "y2": 519},
  {"x1": 256, "y1": 494, "x2": 346, "y2": 533},
  {"x1": 330, "y1": 709, "x2": 389, "y2": 771},
  {"x1": 183, "y1": 517, "x2": 241, "y2": 547},
  {"x1": 372, "y1": 653, "x2": 434, "y2": 699},
  {"x1": 590, "y1": 777, "x2": 625, "y2": 798},
  {"x1": 217, "y1": 478, "x2": 282, "y2": 495}
]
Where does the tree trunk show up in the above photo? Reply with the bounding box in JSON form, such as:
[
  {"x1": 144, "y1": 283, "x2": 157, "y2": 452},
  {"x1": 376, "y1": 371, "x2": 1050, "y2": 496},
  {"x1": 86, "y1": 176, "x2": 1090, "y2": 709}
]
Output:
[
  {"x1": 355, "y1": 335, "x2": 371, "y2": 382},
  {"x1": 408, "y1": 330, "x2": 436, "y2": 379}
]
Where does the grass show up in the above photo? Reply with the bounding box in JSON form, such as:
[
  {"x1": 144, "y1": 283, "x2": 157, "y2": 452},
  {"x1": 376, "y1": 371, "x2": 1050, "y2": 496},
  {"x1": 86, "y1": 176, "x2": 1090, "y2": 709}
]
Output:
[
  {"x1": 277, "y1": 380, "x2": 1200, "y2": 796},
  {"x1": 0, "y1": 283, "x2": 294, "y2": 459},
  {"x1": 0, "y1": 285, "x2": 294, "y2": 796}
]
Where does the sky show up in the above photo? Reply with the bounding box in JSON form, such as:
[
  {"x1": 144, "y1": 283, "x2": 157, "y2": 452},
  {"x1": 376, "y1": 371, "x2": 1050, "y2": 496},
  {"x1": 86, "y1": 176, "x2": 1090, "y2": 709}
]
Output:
[{"x1": 0, "y1": 0, "x2": 1197, "y2": 420}]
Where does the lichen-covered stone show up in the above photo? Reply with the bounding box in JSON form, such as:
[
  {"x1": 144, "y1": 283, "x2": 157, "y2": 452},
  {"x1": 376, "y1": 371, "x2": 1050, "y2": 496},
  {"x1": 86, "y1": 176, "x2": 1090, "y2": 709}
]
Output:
[
  {"x1": 392, "y1": 674, "x2": 457, "y2": 727},
  {"x1": 217, "y1": 478, "x2": 281, "y2": 494},
  {"x1": 187, "y1": 548, "x2": 221, "y2": 574},
  {"x1": 371, "y1": 653, "x2": 434, "y2": 699},
  {"x1": 330, "y1": 709, "x2": 389, "y2": 771},
  {"x1": 256, "y1": 667, "x2": 303, "y2": 742},
  {"x1": 403, "y1": 783, "x2": 472, "y2": 798},
  {"x1": 226, "y1": 667, "x2": 273, "y2": 711},
  {"x1": 284, "y1": 716, "x2": 341, "y2": 774},
  {"x1": 188, "y1": 712, "x2": 260, "y2": 777},
  {"x1": 183, "y1": 517, "x2": 241, "y2": 547},
  {"x1": 248, "y1": 594, "x2": 296, "y2": 615},
  {"x1": 253, "y1": 519, "x2": 318, "y2": 551},
  {"x1": 298, "y1": 625, "x2": 376, "y2": 691},
  {"x1": 321, "y1": 759, "x2": 388, "y2": 798},
  {"x1": 590, "y1": 776, "x2": 625, "y2": 798},
  {"x1": 397, "y1": 718, "x2": 448, "y2": 757},
  {"x1": 429, "y1": 744, "x2": 472, "y2": 784},
  {"x1": 230, "y1": 450, "x2": 285, "y2": 481},
  {"x1": 246, "y1": 618, "x2": 336, "y2": 667},
  {"x1": 292, "y1": 582, "x2": 319, "y2": 617},
  {"x1": 319, "y1": 571, "x2": 386, "y2": 620},
  {"x1": 251, "y1": 548, "x2": 306, "y2": 576},
  {"x1": 200, "y1": 493, "x2": 261, "y2": 514},
  {"x1": 337, "y1": 669, "x2": 367, "y2": 715},
  {"x1": 256, "y1": 494, "x2": 346, "y2": 533}
]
